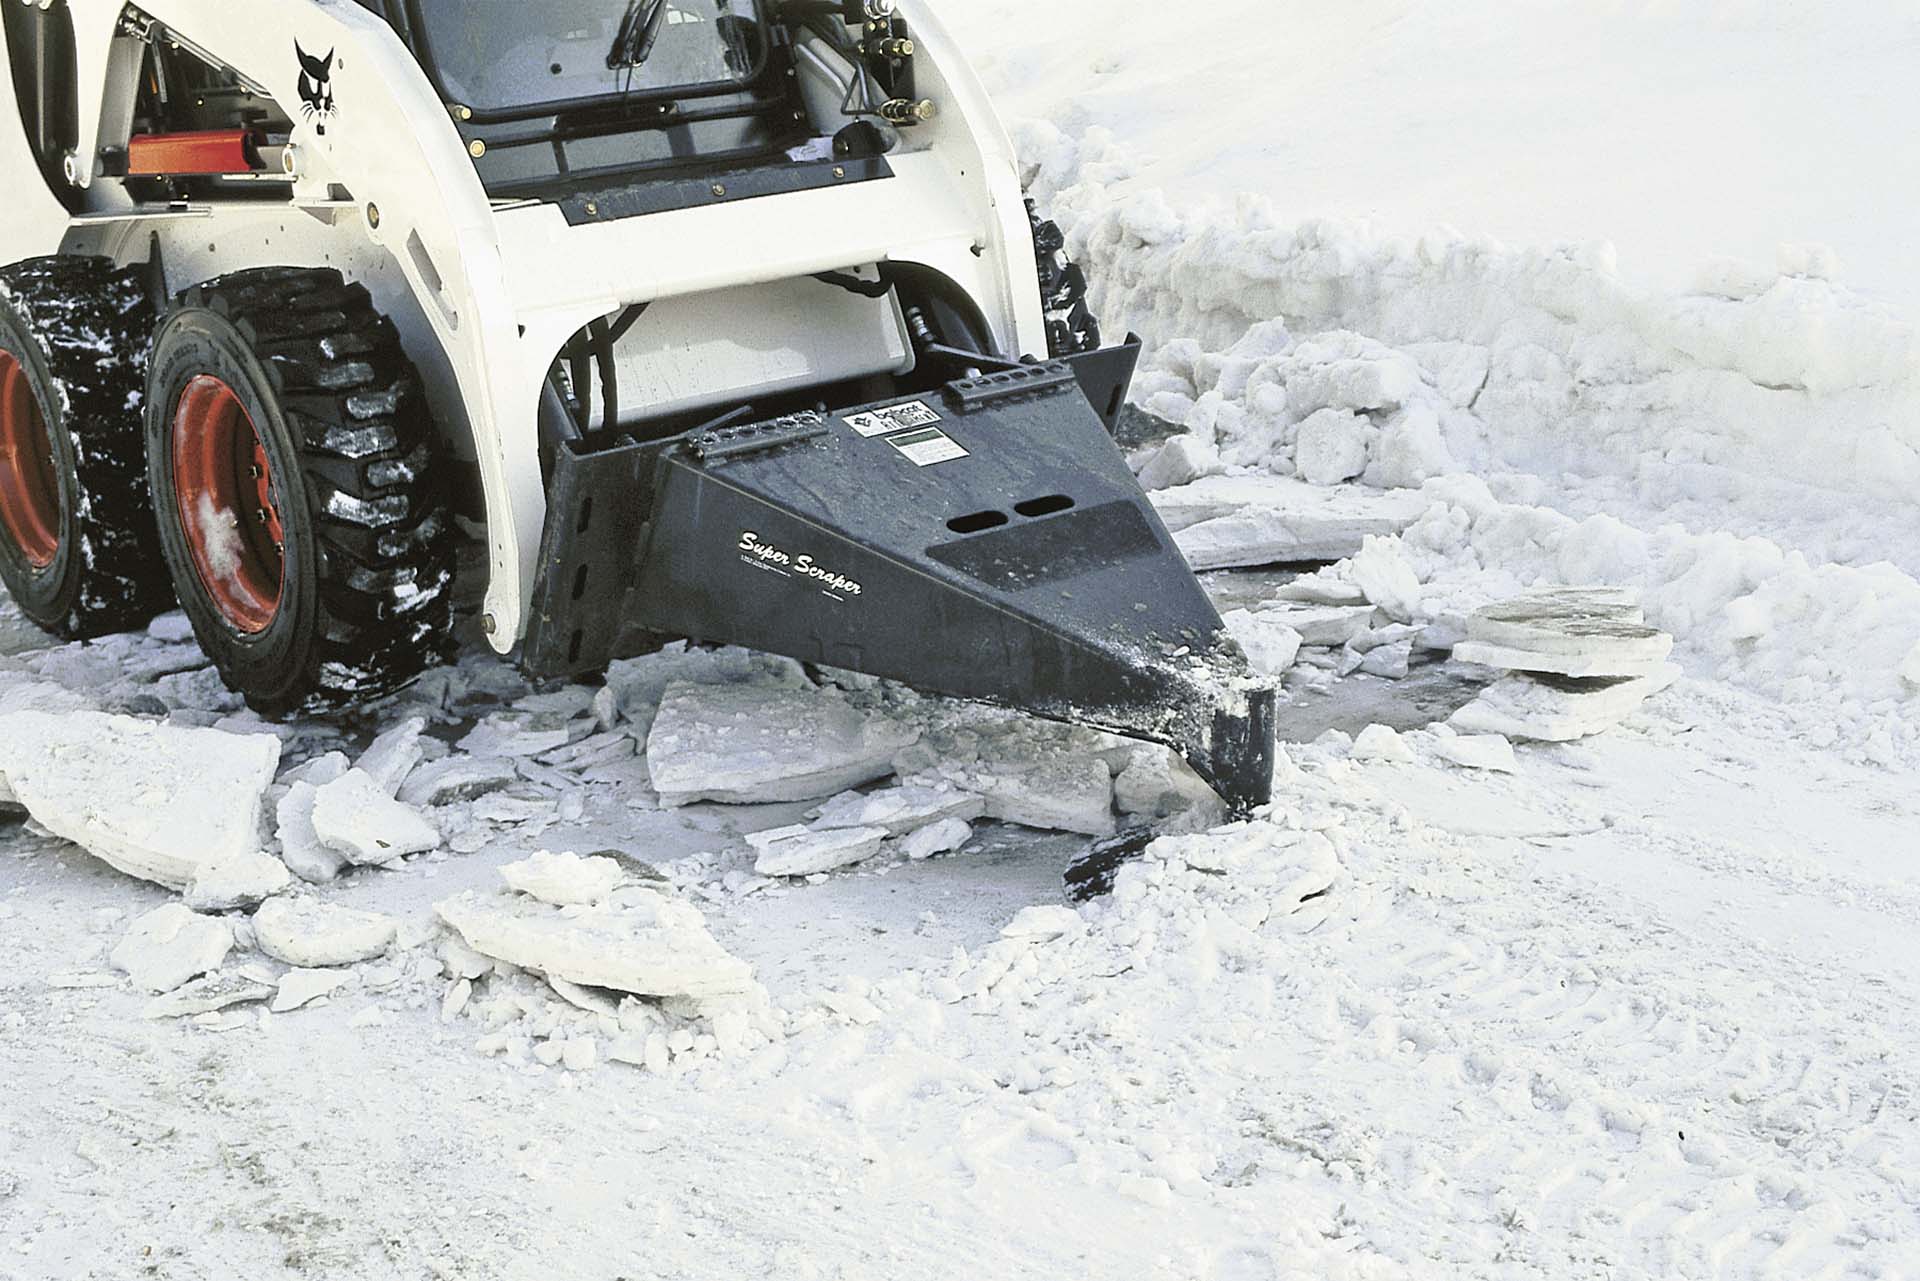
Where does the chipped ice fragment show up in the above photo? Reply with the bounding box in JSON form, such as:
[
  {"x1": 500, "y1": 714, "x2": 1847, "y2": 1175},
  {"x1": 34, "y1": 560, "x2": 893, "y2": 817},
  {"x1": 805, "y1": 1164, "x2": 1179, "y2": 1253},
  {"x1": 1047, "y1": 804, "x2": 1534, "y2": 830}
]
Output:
[
  {"x1": 1293, "y1": 408, "x2": 1371, "y2": 485},
  {"x1": 1349, "y1": 536, "x2": 1422, "y2": 623},
  {"x1": 280, "y1": 751, "x2": 351, "y2": 789},
  {"x1": 902, "y1": 817, "x2": 973, "y2": 860},
  {"x1": 1449, "y1": 666, "x2": 1681, "y2": 742},
  {"x1": 434, "y1": 888, "x2": 755, "y2": 1001},
  {"x1": 1351, "y1": 724, "x2": 1415, "y2": 763},
  {"x1": 143, "y1": 972, "x2": 275, "y2": 1020},
  {"x1": 276, "y1": 781, "x2": 346, "y2": 884},
  {"x1": 310, "y1": 769, "x2": 439, "y2": 866},
  {"x1": 396, "y1": 756, "x2": 518, "y2": 808},
  {"x1": 1222, "y1": 610, "x2": 1303, "y2": 677},
  {"x1": 111, "y1": 905, "x2": 234, "y2": 994},
  {"x1": 748, "y1": 824, "x2": 889, "y2": 877},
  {"x1": 0, "y1": 711, "x2": 280, "y2": 890},
  {"x1": 183, "y1": 849, "x2": 293, "y2": 912},
  {"x1": 354, "y1": 717, "x2": 428, "y2": 797},
  {"x1": 1357, "y1": 639, "x2": 1413, "y2": 679},
  {"x1": 930, "y1": 754, "x2": 1116, "y2": 837},
  {"x1": 1113, "y1": 748, "x2": 1225, "y2": 827},
  {"x1": 1450, "y1": 639, "x2": 1673, "y2": 680},
  {"x1": 1433, "y1": 733, "x2": 1520, "y2": 774},
  {"x1": 1257, "y1": 604, "x2": 1377, "y2": 648},
  {"x1": 500, "y1": 850, "x2": 625, "y2": 907},
  {"x1": 1466, "y1": 590, "x2": 1667, "y2": 660},
  {"x1": 271, "y1": 968, "x2": 351, "y2": 1013},
  {"x1": 1135, "y1": 435, "x2": 1222, "y2": 491},
  {"x1": 253, "y1": 897, "x2": 398, "y2": 968},
  {"x1": 647, "y1": 682, "x2": 918, "y2": 806},
  {"x1": 809, "y1": 783, "x2": 986, "y2": 837},
  {"x1": 455, "y1": 713, "x2": 574, "y2": 758}
]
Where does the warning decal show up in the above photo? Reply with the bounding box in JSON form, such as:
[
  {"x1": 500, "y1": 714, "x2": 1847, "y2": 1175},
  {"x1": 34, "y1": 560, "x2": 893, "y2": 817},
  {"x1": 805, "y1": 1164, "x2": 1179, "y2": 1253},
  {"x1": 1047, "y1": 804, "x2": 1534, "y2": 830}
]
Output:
[
  {"x1": 845, "y1": 400, "x2": 942, "y2": 437},
  {"x1": 888, "y1": 427, "x2": 969, "y2": 467}
]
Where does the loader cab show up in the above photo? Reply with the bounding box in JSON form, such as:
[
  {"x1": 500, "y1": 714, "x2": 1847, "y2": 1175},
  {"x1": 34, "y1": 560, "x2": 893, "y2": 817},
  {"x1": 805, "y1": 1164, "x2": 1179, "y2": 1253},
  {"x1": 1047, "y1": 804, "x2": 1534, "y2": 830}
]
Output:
[{"x1": 360, "y1": 0, "x2": 812, "y2": 199}]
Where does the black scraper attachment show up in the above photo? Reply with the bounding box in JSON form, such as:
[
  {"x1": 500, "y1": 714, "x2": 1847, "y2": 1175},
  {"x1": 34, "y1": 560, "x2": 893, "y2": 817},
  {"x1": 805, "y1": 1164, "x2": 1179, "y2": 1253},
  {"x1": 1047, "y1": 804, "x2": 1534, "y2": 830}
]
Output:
[{"x1": 525, "y1": 356, "x2": 1278, "y2": 816}]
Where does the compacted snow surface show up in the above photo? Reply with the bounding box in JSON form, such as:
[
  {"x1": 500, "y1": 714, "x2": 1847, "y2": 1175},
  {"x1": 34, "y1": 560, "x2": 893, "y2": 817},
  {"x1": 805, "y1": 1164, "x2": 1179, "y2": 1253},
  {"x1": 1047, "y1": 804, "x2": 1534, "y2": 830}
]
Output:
[{"x1": 5, "y1": 6, "x2": 1920, "y2": 1279}]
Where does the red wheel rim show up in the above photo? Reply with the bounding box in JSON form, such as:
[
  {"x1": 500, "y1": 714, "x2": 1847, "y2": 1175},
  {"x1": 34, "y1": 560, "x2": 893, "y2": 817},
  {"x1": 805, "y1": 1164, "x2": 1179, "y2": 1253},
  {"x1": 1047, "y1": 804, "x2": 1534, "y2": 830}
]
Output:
[
  {"x1": 172, "y1": 375, "x2": 285, "y2": 633},
  {"x1": 0, "y1": 349, "x2": 60, "y2": 568}
]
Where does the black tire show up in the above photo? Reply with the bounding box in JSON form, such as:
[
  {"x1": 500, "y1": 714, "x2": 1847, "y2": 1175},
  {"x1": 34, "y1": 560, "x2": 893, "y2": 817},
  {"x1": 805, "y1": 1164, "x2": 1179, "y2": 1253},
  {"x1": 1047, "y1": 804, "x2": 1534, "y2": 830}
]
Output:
[
  {"x1": 144, "y1": 267, "x2": 455, "y2": 716},
  {"x1": 1027, "y1": 200, "x2": 1101, "y2": 358},
  {"x1": 0, "y1": 256, "x2": 172, "y2": 637}
]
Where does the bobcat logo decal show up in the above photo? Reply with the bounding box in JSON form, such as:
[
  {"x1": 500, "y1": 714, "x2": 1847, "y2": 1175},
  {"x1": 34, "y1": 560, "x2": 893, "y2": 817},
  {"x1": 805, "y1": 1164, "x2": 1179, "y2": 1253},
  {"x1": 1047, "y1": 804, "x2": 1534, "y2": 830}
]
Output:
[{"x1": 295, "y1": 43, "x2": 336, "y2": 135}]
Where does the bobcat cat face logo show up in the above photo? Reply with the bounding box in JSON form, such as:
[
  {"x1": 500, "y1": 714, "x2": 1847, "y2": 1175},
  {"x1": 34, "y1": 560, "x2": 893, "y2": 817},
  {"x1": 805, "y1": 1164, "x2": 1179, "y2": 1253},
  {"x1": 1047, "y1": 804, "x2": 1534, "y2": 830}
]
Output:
[{"x1": 295, "y1": 43, "x2": 336, "y2": 135}]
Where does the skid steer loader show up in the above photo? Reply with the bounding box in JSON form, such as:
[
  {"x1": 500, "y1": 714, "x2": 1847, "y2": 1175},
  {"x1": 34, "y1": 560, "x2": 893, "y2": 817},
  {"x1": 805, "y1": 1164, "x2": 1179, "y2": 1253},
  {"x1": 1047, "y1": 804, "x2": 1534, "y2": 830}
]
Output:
[{"x1": 0, "y1": 0, "x2": 1276, "y2": 812}]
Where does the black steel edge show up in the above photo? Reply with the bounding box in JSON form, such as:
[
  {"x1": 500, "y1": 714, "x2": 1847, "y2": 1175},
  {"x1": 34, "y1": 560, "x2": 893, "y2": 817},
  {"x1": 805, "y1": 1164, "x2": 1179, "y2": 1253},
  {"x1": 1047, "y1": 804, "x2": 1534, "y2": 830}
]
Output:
[{"x1": 559, "y1": 154, "x2": 893, "y2": 225}]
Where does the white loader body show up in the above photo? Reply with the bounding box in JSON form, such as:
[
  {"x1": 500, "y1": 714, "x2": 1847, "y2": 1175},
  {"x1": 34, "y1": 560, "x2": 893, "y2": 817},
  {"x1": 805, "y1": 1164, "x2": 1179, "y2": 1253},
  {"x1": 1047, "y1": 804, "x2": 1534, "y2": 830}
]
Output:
[{"x1": 0, "y1": 0, "x2": 1046, "y2": 646}]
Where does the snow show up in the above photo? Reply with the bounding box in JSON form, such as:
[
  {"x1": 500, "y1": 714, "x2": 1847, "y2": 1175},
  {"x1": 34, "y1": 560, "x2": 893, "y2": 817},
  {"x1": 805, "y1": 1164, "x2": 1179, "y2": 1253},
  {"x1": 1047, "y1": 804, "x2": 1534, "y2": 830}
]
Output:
[
  {"x1": 0, "y1": 711, "x2": 280, "y2": 889},
  {"x1": 4, "y1": 7, "x2": 1920, "y2": 1278}
]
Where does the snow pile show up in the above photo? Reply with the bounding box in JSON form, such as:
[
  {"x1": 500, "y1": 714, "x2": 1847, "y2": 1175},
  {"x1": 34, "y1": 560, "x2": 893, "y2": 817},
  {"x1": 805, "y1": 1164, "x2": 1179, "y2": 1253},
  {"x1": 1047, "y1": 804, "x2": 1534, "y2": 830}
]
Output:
[{"x1": 1013, "y1": 121, "x2": 1920, "y2": 760}]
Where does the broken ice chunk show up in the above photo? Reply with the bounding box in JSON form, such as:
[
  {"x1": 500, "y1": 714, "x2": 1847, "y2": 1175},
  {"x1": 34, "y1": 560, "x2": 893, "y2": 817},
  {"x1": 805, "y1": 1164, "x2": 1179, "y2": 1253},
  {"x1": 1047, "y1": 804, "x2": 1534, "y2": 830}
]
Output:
[
  {"x1": 1135, "y1": 435, "x2": 1222, "y2": 492},
  {"x1": 310, "y1": 769, "x2": 439, "y2": 866},
  {"x1": 456, "y1": 713, "x2": 574, "y2": 758},
  {"x1": 1293, "y1": 408, "x2": 1371, "y2": 485},
  {"x1": 1222, "y1": 610, "x2": 1303, "y2": 678},
  {"x1": 809, "y1": 782, "x2": 986, "y2": 837},
  {"x1": 1449, "y1": 666, "x2": 1681, "y2": 742},
  {"x1": 276, "y1": 782, "x2": 347, "y2": 884},
  {"x1": 253, "y1": 897, "x2": 398, "y2": 968},
  {"x1": 271, "y1": 968, "x2": 351, "y2": 1013},
  {"x1": 647, "y1": 682, "x2": 918, "y2": 806},
  {"x1": 0, "y1": 712, "x2": 280, "y2": 890},
  {"x1": 930, "y1": 755, "x2": 1116, "y2": 837},
  {"x1": 902, "y1": 817, "x2": 972, "y2": 860},
  {"x1": 1450, "y1": 639, "x2": 1673, "y2": 680},
  {"x1": 1348, "y1": 536, "x2": 1422, "y2": 623},
  {"x1": 1356, "y1": 639, "x2": 1413, "y2": 679},
  {"x1": 280, "y1": 751, "x2": 350, "y2": 789},
  {"x1": 111, "y1": 905, "x2": 235, "y2": 994},
  {"x1": 142, "y1": 972, "x2": 275, "y2": 1020},
  {"x1": 500, "y1": 850, "x2": 625, "y2": 907},
  {"x1": 748, "y1": 824, "x2": 889, "y2": 877},
  {"x1": 183, "y1": 849, "x2": 294, "y2": 912},
  {"x1": 1432, "y1": 733, "x2": 1520, "y2": 774},
  {"x1": 1257, "y1": 604, "x2": 1377, "y2": 648},
  {"x1": 396, "y1": 755, "x2": 518, "y2": 808},
  {"x1": 434, "y1": 888, "x2": 755, "y2": 1001},
  {"x1": 1156, "y1": 475, "x2": 1427, "y2": 568},
  {"x1": 1113, "y1": 748, "x2": 1226, "y2": 828},
  {"x1": 1350, "y1": 724, "x2": 1415, "y2": 763},
  {"x1": 354, "y1": 717, "x2": 429, "y2": 797}
]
